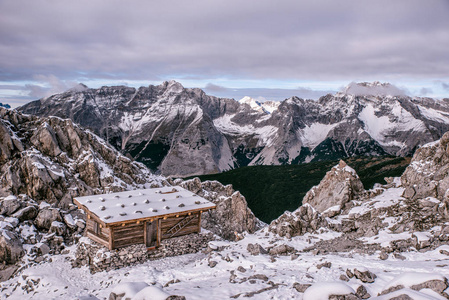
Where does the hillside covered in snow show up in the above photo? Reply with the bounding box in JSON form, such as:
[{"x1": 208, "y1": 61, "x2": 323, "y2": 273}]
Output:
[{"x1": 19, "y1": 81, "x2": 449, "y2": 177}]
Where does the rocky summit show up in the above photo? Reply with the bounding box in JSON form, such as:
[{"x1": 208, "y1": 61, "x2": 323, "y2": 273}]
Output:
[
  {"x1": 0, "y1": 107, "x2": 164, "y2": 207},
  {"x1": 19, "y1": 81, "x2": 449, "y2": 177}
]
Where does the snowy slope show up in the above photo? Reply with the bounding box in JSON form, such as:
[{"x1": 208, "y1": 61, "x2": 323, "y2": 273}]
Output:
[{"x1": 19, "y1": 81, "x2": 449, "y2": 176}]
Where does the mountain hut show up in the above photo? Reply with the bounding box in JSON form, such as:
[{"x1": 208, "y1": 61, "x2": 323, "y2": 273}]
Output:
[{"x1": 73, "y1": 186, "x2": 216, "y2": 250}]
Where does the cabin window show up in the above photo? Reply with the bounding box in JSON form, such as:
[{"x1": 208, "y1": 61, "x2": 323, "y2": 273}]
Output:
[{"x1": 93, "y1": 220, "x2": 101, "y2": 235}]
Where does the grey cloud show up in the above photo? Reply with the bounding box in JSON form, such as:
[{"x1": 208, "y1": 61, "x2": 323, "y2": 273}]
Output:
[
  {"x1": 342, "y1": 82, "x2": 407, "y2": 97},
  {"x1": 204, "y1": 84, "x2": 335, "y2": 101},
  {"x1": 420, "y1": 87, "x2": 433, "y2": 96},
  {"x1": 0, "y1": 0, "x2": 448, "y2": 84},
  {"x1": 442, "y1": 82, "x2": 449, "y2": 91}
]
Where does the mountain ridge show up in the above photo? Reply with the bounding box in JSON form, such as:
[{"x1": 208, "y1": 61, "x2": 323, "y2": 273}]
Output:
[{"x1": 19, "y1": 81, "x2": 449, "y2": 177}]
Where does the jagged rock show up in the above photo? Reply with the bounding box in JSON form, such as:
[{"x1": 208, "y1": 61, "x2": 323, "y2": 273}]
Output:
[
  {"x1": 402, "y1": 132, "x2": 449, "y2": 201},
  {"x1": 208, "y1": 260, "x2": 218, "y2": 268},
  {"x1": 34, "y1": 208, "x2": 62, "y2": 230},
  {"x1": 379, "y1": 251, "x2": 389, "y2": 260},
  {"x1": 317, "y1": 262, "x2": 332, "y2": 269},
  {"x1": 237, "y1": 266, "x2": 246, "y2": 273},
  {"x1": 36, "y1": 242, "x2": 50, "y2": 256},
  {"x1": 247, "y1": 243, "x2": 268, "y2": 256},
  {"x1": 269, "y1": 244, "x2": 296, "y2": 256},
  {"x1": 0, "y1": 195, "x2": 21, "y2": 216},
  {"x1": 293, "y1": 283, "x2": 312, "y2": 293},
  {"x1": 0, "y1": 230, "x2": 24, "y2": 264},
  {"x1": 355, "y1": 285, "x2": 370, "y2": 299},
  {"x1": 410, "y1": 279, "x2": 448, "y2": 294},
  {"x1": 12, "y1": 206, "x2": 38, "y2": 222},
  {"x1": 180, "y1": 179, "x2": 259, "y2": 240},
  {"x1": 353, "y1": 269, "x2": 377, "y2": 283},
  {"x1": 49, "y1": 221, "x2": 66, "y2": 236},
  {"x1": 303, "y1": 160, "x2": 365, "y2": 213},
  {"x1": 268, "y1": 204, "x2": 328, "y2": 238},
  {"x1": 0, "y1": 108, "x2": 162, "y2": 206}
]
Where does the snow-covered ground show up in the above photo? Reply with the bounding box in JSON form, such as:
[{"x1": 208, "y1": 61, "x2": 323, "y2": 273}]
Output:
[{"x1": 2, "y1": 227, "x2": 449, "y2": 299}]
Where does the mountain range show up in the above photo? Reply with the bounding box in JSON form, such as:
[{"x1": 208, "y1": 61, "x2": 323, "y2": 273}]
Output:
[{"x1": 19, "y1": 81, "x2": 449, "y2": 177}]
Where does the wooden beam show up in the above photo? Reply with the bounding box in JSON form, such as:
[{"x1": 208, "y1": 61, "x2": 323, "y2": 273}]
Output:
[
  {"x1": 109, "y1": 227, "x2": 113, "y2": 250},
  {"x1": 105, "y1": 206, "x2": 216, "y2": 227},
  {"x1": 157, "y1": 218, "x2": 161, "y2": 246},
  {"x1": 198, "y1": 212, "x2": 202, "y2": 233},
  {"x1": 143, "y1": 221, "x2": 147, "y2": 247}
]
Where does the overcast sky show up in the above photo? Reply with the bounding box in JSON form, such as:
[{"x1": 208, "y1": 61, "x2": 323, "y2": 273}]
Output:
[{"x1": 1, "y1": 0, "x2": 449, "y2": 107}]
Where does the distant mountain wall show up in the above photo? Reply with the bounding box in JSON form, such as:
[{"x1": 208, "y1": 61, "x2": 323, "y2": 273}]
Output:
[{"x1": 19, "y1": 81, "x2": 449, "y2": 177}]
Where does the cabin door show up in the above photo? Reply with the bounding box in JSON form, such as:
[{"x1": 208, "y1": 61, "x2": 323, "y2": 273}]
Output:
[{"x1": 146, "y1": 221, "x2": 158, "y2": 247}]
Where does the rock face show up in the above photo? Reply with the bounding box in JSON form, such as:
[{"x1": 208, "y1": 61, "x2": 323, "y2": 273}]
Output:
[
  {"x1": 269, "y1": 204, "x2": 328, "y2": 238},
  {"x1": 0, "y1": 230, "x2": 24, "y2": 264},
  {"x1": 177, "y1": 178, "x2": 260, "y2": 240},
  {"x1": 402, "y1": 131, "x2": 449, "y2": 202},
  {"x1": 270, "y1": 140, "x2": 449, "y2": 254},
  {"x1": 302, "y1": 160, "x2": 365, "y2": 213},
  {"x1": 19, "y1": 81, "x2": 449, "y2": 176},
  {"x1": 0, "y1": 107, "x2": 163, "y2": 207}
]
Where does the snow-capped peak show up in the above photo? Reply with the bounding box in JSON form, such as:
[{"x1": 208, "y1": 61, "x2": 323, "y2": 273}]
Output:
[
  {"x1": 163, "y1": 80, "x2": 184, "y2": 93},
  {"x1": 238, "y1": 96, "x2": 279, "y2": 114}
]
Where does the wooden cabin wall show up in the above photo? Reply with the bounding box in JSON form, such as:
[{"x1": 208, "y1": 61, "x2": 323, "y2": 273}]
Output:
[
  {"x1": 160, "y1": 213, "x2": 200, "y2": 240},
  {"x1": 111, "y1": 222, "x2": 145, "y2": 249},
  {"x1": 85, "y1": 218, "x2": 110, "y2": 248}
]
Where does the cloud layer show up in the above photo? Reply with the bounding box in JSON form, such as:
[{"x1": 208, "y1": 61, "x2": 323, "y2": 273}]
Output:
[
  {"x1": 0, "y1": 0, "x2": 448, "y2": 106},
  {"x1": 1, "y1": 1, "x2": 449, "y2": 81}
]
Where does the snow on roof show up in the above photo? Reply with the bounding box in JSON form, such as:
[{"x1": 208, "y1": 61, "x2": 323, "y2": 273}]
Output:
[{"x1": 74, "y1": 186, "x2": 215, "y2": 224}]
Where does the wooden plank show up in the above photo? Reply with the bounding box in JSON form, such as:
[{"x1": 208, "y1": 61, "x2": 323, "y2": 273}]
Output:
[
  {"x1": 161, "y1": 226, "x2": 199, "y2": 239},
  {"x1": 160, "y1": 215, "x2": 199, "y2": 229},
  {"x1": 105, "y1": 206, "x2": 215, "y2": 227},
  {"x1": 198, "y1": 212, "x2": 202, "y2": 232},
  {"x1": 113, "y1": 232, "x2": 145, "y2": 242},
  {"x1": 143, "y1": 221, "x2": 147, "y2": 247},
  {"x1": 157, "y1": 218, "x2": 161, "y2": 246},
  {"x1": 86, "y1": 231, "x2": 109, "y2": 247},
  {"x1": 113, "y1": 237, "x2": 145, "y2": 248},
  {"x1": 86, "y1": 229, "x2": 109, "y2": 241},
  {"x1": 113, "y1": 227, "x2": 144, "y2": 236},
  {"x1": 109, "y1": 227, "x2": 113, "y2": 250},
  {"x1": 161, "y1": 223, "x2": 199, "y2": 237},
  {"x1": 160, "y1": 216, "x2": 199, "y2": 232}
]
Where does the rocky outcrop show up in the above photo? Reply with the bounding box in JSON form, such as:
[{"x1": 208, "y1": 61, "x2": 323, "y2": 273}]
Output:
[
  {"x1": 0, "y1": 194, "x2": 91, "y2": 281},
  {"x1": 19, "y1": 81, "x2": 449, "y2": 177},
  {"x1": 302, "y1": 160, "x2": 365, "y2": 214},
  {"x1": 402, "y1": 131, "x2": 449, "y2": 202},
  {"x1": 0, "y1": 107, "x2": 163, "y2": 208},
  {"x1": 268, "y1": 160, "x2": 363, "y2": 238},
  {"x1": 269, "y1": 148, "x2": 449, "y2": 254},
  {"x1": 0, "y1": 230, "x2": 24, "y2": 264},
  {"x1": 177, "y1": 178, "x2": 260, "y2": 240},
  {"x1": 268, "y1": 204, "x2": 328, "y2": 238}
]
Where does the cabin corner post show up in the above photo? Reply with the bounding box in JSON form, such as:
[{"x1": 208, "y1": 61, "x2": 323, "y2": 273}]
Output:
[
  {"x1": 143, "y1": 221, "x2": 147, "y2": 247},
  {"x1": 197, "y1": 211, "x2": 202, "y2": 233},
  {"x1": 157, "y1": 218, "x2": 162, "y2": 246},
  {"x1": 109, "y1": 226, "x2": 114, "y2": 250}
]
